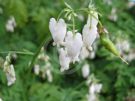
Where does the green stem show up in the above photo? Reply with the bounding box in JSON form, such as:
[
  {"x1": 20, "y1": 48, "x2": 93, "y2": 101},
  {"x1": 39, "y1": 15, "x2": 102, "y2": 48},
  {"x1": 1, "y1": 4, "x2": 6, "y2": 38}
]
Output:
[
  {"x1": 0, "y1": 51, "x2": 34, "y2": 55},
  {"x1": 57, "y1": 10, "x2": 65, "y2": 21},
  {"x1": 72, "y1": 15, "x2": 75, "y2": 35}
]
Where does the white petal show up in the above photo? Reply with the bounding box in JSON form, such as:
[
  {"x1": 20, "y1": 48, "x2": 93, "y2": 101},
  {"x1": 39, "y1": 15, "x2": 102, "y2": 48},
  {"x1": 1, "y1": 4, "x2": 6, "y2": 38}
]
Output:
[{"x1": 83, "y1": 24, "x2": 98, "y2": 49}]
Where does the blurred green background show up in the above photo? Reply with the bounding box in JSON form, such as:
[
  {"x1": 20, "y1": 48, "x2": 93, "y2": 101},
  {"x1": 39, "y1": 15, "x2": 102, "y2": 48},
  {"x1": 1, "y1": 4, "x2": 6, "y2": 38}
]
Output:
[{"x1": 0, "y1": 0, "x2": 135, "y2": 101}]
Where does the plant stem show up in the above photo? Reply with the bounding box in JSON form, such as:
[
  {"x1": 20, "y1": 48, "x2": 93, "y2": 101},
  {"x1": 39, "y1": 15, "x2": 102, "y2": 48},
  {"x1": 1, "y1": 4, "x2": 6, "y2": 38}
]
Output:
[
  {"x1": 0, "y1": 51, "x2": 34, "y2": 55},
  {"x1": 72, "y1": 15, "x2": 75, "y2": 35},
  {"x1": 57, "y1": 10, "x2": 65, "y2": 21}
]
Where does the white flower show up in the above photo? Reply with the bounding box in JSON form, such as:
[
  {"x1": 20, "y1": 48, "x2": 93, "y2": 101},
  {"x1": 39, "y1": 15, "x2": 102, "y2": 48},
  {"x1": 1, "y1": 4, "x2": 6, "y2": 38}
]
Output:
[
  {"x1": 82, "y1": 64, "x2": 90, "y2": 78},
  {"x1": 89, "y1": 83, "x2": 102, "y2": 94},
  {"x1": 49, "y1": 18, "x2": 67, "y2": 46},
  {"x1": 6, "y1": 16, "x2": 16, "y2": 32},
  {"x1": 34, "y1": 64, "x2": 40, "y2": 75},
  {"x1": 64, "y1": 31, "x2": 83, "y2": 62},
  {"x1": 83, "y1": 13, "x2": 98, "y2": 51},
  {"x1": 59, "y1": 48, "x2": 71, "y2": 72},
  {"x1": 4, "y1": 64, "x2": 16, "y2": 86},
  {"x1": 83, "y1": 26, "x2": 98, "y2": 50}
]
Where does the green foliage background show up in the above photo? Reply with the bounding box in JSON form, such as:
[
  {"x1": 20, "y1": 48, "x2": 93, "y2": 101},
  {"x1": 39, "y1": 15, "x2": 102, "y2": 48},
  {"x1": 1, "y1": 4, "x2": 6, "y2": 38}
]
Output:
[{"x1": 0, "y1": 0, "x2": 135, "y2": 101}]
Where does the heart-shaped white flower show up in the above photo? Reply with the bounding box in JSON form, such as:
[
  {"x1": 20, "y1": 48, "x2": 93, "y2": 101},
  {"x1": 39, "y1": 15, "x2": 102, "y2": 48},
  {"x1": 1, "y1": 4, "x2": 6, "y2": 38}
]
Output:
[
  {"x1": 83, "y1": 25, "x2": 98, "y2": 50},
  {"x1": 82, "y1": 12, "x2": 99, "y2": 50},
  {"x1": 64, "y1": 31, "x2": 83, "y2": 63},
  {"x1": 49, "y1": 18, "x2": 67, "y2": 46}
]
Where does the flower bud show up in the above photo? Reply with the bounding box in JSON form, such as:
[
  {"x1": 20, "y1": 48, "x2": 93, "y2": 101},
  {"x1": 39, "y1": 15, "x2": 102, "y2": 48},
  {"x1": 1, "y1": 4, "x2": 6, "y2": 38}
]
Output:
[{"x1": 100, "y1": 33, "x2": 128, "y2": 64}]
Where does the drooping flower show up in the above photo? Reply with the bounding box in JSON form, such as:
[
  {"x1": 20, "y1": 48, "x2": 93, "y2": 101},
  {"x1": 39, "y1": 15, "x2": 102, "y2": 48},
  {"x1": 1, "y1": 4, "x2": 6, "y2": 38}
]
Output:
[
  {"x1": 6, "y1": 16, "x2": 16, "y2": 32},
  {"x1": 59, "y1": 48, "x2": 71, "y2": 72},
  {"x1": 82, "y1": 13, "x2": 98, "y2": 51},
  {"x1": 64, "y1": 31, "x2": 83, "y2": 63},
  {"x1": 82, "y1": 64, "x2": 90, "y2": 78},
  {"x1": 80, "y1": 13, "x2": 99, "y2": 61},
  {"x1": 49, "y1": 18, "x2": 67, "y2": 46}
]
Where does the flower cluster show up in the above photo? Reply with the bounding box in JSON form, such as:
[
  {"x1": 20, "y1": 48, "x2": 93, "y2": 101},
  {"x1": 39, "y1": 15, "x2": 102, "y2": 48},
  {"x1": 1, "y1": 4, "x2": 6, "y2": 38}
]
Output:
[
  {"x1": 87, "y1": 83, "x2": 102, "y2": 101},
  {"x1": 86, "y1": 75, "x2": 102, "y2": 101},
  {"x1": 49, "y1": 10, "x2": 99, "y2": 72},
  {"x1": 81, "y1": 63, "x2": 102, "y2": 101},
  {"x1": 3, "y1": 54, "x2": 16, "y2": 86},
  {"x1": 33, "y1": 47, "x2": 53, "y2": 82}
]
